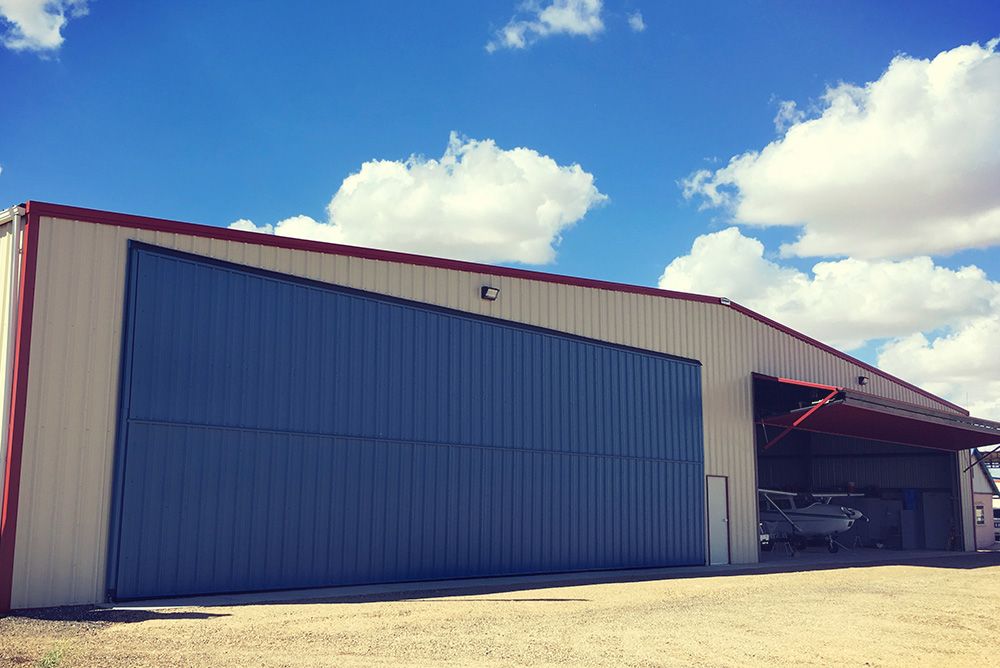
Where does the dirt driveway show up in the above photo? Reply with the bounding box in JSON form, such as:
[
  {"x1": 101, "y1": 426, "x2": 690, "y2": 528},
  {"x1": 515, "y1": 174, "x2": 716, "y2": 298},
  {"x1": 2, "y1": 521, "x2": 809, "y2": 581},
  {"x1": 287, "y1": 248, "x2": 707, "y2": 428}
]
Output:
[{"x1": 3, "y1": 552, "x2": 999, "y2": 667}]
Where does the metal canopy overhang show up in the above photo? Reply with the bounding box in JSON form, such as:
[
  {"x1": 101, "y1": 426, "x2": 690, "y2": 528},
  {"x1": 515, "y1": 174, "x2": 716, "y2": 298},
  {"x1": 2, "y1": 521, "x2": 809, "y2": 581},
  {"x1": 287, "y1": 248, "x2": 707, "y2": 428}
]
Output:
[{"x1": 756, "y1": 376, "x2": 1000, "y2": 451}]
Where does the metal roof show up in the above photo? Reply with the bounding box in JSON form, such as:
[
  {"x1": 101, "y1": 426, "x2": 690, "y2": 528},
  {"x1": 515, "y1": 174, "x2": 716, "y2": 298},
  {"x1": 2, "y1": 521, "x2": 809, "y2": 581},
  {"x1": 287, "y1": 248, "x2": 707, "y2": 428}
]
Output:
[{"x1": 12, "y1": 200, "x2": 968, "y2": 414}]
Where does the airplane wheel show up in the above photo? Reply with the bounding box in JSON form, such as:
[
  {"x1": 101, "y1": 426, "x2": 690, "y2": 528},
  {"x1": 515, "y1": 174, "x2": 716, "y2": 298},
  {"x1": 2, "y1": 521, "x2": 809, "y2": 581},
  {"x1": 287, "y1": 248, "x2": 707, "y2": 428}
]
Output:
[{"x1": 828, "y1": 541, "x2": 839, "y2": 553}]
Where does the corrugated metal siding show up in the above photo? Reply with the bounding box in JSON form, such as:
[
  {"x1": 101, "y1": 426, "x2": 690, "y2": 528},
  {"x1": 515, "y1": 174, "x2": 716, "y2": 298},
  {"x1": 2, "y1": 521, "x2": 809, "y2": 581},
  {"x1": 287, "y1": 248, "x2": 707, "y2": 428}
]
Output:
[
  {"x1": 0, "y1": 222, "x2": 14, "y2": 505},
  {"x1": 110, "y1": 245, "x2": 704, "y2": 598},
  {"x1": 760, "y1": 434, "x2": 957, "y2": 491},
  {"x1": 960, "y1": 451, "x2": 975, "y2": 549},
  {"x1": 809, "y1": 456, "x2": 954, "y2": 490},
  {"x1": 10, "y1": 215, "x2": 975, "y2": 607}
]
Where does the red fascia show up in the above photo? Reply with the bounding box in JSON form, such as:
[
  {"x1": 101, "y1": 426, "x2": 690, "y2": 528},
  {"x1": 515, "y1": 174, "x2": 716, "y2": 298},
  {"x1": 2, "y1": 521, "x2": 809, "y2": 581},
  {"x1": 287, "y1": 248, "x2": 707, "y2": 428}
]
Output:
[
  {"x1": 0, "y1": 203, "x2": 41, "y2": 614},
  {"x1": 23, "y1": 201, "x2": 967, "y2": 415}
]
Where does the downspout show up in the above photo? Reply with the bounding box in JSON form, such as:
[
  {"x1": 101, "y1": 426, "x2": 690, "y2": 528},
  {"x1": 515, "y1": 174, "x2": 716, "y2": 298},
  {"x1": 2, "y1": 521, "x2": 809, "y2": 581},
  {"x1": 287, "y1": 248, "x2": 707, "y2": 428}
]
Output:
[{"x1": 0, "y1": 206, "x2": 22, "y2": 506}]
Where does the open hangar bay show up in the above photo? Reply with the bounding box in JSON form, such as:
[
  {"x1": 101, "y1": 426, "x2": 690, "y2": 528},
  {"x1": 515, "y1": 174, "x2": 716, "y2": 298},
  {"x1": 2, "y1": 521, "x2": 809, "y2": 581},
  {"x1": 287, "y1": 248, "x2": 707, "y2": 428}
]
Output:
[{"x1": 1, "y1": 201, "x2": 999, "y2": 612}]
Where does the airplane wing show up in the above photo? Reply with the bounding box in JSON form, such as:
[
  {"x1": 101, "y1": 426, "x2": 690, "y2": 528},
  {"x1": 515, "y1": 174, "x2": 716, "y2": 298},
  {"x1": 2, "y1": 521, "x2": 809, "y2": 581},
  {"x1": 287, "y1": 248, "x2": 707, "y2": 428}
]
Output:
[
  {"x1": 758, "y1": 488, "x2": 797, "y2": 497},
  {"x1": 813, "y1": 492, "x2": 865, "y2": 503},
  {"x1": 817, "y1": 493, "x2": 864, "y2": 497}
]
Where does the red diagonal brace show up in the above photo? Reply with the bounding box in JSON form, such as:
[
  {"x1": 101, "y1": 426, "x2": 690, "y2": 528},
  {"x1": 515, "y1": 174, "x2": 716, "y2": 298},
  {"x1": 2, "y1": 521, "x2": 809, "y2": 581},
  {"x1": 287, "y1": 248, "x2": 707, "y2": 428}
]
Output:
[{"x1": 762, "y1": 387, "x2": 841, "y2": 450}]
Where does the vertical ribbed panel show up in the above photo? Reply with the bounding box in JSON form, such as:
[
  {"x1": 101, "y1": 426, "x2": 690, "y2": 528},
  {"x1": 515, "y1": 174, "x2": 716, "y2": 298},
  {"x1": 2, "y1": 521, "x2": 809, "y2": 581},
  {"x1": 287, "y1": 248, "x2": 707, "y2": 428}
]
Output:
[
  {"x1": 110, "y1": 246, "x2": 705, "y2": 599},
  {"x1": 0, "y1": 222, "x2": 13, "y2": 505},
  {"x1": 10, "y1": 216, "x2": 974, "y2": 608},
  {"x1": 959, "y1": 451, "x2": 975, "y2": 549}
]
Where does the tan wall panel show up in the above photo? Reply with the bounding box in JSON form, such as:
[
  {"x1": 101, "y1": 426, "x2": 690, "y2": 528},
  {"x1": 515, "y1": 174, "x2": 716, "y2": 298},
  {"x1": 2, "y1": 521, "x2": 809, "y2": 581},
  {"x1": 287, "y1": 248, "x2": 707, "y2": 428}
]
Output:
[
  {"x1": 0, "y1": 222, "x2": 14, "y2": 505},
  {"x1": 11, "y1": 216, "x2": 973, "y2": 607},
  {"x1": 961, "y1": 452, "x2": 976, "y2": 550}
]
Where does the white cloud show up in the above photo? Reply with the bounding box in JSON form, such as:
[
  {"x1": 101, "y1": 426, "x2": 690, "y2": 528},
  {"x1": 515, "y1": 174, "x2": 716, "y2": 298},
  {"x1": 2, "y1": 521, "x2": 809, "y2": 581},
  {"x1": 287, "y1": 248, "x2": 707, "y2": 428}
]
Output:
[
  {"x1": 682, "y1": 39, "x2": 1000, "y2": 259},
  {"x1": 0, "y1": 0, "x2": 88, "y2": 52},
  {"x1": 878, "y1": 317, "x2": 1000, "y2": 420},
  {"x1": 229, "y1": 218, "x2": 272, "y2": 235},
  {"x1": 772, "y1": 100, "x2": 804, "y2": 133},
  {"x1": 487, "y1": 0, "x2": 604, "y2": 52},
  {"x1": 230, "y1": 132, "x2": 607, "y2": 265},
  {"x1": 658, "y1": 227, "x2": 1000, "y2": 351},
  {"x1": 627, "y1": 11, "x2": 645, "y2": 33}
]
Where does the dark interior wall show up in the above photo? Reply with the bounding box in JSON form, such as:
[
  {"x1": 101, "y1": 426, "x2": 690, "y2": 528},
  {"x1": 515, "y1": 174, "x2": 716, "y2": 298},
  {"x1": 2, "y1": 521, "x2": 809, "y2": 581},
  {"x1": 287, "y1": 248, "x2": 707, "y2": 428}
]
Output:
[{"x1": 757, "y1": 431, "x2": 955, "y2": 492}]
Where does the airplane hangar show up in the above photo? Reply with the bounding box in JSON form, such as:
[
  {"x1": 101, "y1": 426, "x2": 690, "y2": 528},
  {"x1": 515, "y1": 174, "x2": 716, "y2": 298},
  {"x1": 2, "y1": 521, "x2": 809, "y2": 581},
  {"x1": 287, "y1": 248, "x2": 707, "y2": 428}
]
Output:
[{"x1": 2, "y1": 201, "x2": 999, "y2": 612}]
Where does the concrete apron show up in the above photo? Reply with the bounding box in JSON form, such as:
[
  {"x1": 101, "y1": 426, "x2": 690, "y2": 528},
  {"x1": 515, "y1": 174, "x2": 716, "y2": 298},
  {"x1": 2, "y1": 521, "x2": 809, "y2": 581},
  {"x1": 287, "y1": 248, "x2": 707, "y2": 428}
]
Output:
[{"x1": 103, "y1": 548, "x2": 985, "y2": 611}]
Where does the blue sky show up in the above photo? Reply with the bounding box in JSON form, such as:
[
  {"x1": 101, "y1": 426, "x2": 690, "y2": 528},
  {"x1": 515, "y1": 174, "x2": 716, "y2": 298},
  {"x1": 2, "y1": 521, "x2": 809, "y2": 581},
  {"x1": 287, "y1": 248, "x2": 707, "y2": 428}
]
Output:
[{"x1": 1, "y1": 1, "x2": 999, "y2": 415}]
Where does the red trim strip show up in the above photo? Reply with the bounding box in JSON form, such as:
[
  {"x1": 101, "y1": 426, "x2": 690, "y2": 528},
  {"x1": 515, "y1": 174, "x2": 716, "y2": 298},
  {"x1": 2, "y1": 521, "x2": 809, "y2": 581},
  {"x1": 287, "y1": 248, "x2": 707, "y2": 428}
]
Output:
[
  {"x1": 0, "y1": 205, "x2": 40, "y2": 613},
  {"x1": 775, "y1": 376, "x2": 840, "y2": 392},
  {"x1": 26, "y1": 201, "x2": 721, "y2": 306},
  {"x1": 24, "y1": 201, "x2": 967, "y2": 414}
]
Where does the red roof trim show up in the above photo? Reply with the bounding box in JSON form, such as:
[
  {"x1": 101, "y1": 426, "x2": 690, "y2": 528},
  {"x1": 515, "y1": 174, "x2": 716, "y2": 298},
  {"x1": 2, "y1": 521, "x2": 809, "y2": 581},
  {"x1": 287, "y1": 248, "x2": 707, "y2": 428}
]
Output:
[
  {"x1": 27, "y1": 201, "x2": 720, "y2": 306},
  {"x1": 23, "y1": 201, "x2": 967, "y2": 415}
]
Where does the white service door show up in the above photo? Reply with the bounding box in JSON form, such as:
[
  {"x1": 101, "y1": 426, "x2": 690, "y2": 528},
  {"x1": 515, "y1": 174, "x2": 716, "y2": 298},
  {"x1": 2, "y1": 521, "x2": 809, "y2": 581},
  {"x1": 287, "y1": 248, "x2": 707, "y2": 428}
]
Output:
[{"x1": 707, "y1": 475, "x2": 730, "y2": 565}]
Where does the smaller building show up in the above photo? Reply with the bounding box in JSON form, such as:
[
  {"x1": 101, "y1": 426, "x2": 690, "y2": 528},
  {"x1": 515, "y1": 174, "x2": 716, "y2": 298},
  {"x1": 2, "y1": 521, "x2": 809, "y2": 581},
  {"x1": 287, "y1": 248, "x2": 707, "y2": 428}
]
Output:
[{"x1": 972, "y1": 455, "x2": 1000, "y2": 549}]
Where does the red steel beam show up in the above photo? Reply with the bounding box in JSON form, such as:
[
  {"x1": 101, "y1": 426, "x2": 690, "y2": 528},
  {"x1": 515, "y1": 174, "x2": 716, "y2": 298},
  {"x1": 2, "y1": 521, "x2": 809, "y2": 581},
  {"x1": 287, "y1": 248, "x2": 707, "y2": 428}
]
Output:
[{"x1": 761, "y1": 387, "x2": 841, "y2": 450}]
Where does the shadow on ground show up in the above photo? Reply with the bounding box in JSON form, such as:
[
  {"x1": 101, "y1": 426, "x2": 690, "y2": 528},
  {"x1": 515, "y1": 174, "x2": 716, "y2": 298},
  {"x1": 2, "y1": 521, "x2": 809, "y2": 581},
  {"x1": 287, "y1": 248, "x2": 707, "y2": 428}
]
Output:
[
  {"x1": 9, "y1": 606, "x2": 229, "y2": 624},
  {"x1": 11, "y1": 550, "x2": 1000, "y2": 618},
  {"x1": 285, "y1": 550, "x2": 1000, "y2": 605}
]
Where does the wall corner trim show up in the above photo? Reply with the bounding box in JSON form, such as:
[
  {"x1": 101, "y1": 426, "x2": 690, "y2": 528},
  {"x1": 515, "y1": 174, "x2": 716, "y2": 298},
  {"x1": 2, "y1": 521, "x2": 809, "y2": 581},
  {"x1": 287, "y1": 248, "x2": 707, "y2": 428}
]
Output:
[{"x1": 0, "y1": 204, "x2": 41, "y2": 613}]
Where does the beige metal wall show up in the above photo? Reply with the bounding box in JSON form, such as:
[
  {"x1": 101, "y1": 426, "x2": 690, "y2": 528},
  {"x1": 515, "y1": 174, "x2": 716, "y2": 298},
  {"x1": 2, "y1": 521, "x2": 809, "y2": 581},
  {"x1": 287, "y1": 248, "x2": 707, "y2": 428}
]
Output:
[
  {"x1": 10, "y1": 215, "x2": 974, "y2": 608},
  {"x1": 0, "y1": 223, "x2": 14, "y2": 374},
  {"x1": 0, "y1": 221, "x2": 15, "y2": 505}
]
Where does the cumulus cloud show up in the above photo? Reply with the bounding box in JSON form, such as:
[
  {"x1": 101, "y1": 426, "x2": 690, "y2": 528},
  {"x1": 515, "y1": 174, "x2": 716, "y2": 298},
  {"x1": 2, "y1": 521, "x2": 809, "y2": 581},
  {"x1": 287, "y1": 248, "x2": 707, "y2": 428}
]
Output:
[
  {"x1": 682, "y1": 39, "x2": 1000, "y2": 259},
  {"x1": 627, "y1": 11, "x2": 645, "y2": 33},
  {"x1": 230, "y1": 132, "x2": 607, "y2": 265},
  {"x1": 658, "y1": 227, "x2": 1000, "y2": 350},
  {"x1": 878, "y1": 316, "x2": 1000, "y2": 419},
  {"x1": 487, "y1": 0, "x2": 604, "y2": 52},
  {"x1": 0, "y1": 0, "x2": 88, "y2": 52}
]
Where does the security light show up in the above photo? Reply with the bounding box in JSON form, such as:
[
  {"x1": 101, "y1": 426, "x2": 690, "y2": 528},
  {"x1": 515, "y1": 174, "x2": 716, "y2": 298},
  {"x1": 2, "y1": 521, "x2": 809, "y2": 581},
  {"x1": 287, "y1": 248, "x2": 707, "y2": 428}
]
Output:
[
  {"x1": 481, "y1": 285, "x2": 500, "y2": 301},
  {"x1": 857, "y1": 376, "x2": 869, "y2": 386}
]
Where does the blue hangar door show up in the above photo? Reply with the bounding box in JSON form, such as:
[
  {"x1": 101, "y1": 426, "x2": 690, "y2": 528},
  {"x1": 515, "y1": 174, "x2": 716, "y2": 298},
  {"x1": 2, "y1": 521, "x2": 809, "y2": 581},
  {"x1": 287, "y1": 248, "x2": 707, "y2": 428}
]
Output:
[{"x1": 108, "y1": 244, "x2": 705, "y2": 600}]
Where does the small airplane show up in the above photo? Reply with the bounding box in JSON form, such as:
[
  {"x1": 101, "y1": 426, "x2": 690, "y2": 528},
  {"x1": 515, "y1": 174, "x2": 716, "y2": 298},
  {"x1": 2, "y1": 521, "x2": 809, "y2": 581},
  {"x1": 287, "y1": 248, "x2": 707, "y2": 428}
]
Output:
[{"x1": 758, "y1": 488, "x2": 865, "y2": 553}]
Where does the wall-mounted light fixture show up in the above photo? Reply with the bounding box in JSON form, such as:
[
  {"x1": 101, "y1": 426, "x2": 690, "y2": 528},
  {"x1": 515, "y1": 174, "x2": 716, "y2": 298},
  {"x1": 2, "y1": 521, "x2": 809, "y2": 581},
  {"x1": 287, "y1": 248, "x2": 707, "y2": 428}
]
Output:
[
  {"x1": 857, "y1": 376, "x2": 869, "y2": 386},
  {"x1": 481, "y1": 285, "x2": 500, "y2": 301}
]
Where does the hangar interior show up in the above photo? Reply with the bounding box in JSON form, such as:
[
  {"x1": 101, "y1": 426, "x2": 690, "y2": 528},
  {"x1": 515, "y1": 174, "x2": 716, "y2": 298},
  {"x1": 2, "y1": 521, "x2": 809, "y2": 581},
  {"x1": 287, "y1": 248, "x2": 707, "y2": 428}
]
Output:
[{"x1": 753, "y1": 375, "x2": 995, "y2": 553}]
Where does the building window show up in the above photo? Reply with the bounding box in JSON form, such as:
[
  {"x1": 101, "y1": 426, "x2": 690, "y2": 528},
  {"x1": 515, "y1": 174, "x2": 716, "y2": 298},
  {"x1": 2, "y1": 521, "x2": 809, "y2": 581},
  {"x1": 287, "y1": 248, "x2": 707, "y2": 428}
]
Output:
[{"x1": 976, "y1": 505, "x2": 985, "y2": 525}]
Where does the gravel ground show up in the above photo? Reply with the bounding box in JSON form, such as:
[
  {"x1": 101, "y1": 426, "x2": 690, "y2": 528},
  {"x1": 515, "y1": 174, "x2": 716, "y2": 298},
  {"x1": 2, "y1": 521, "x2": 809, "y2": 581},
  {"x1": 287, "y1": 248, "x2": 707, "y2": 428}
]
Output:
[{"x1": 3, "y1": 553, "x2": 999, "y2": 667}]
